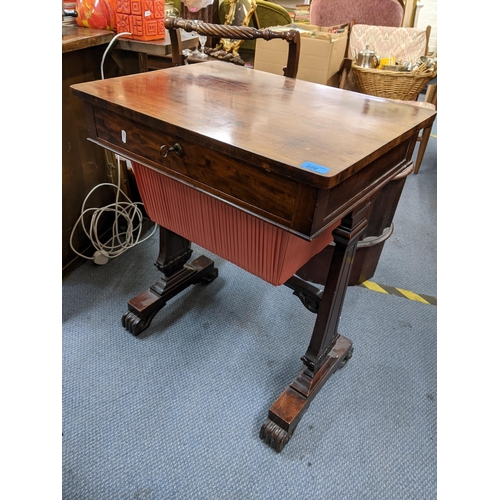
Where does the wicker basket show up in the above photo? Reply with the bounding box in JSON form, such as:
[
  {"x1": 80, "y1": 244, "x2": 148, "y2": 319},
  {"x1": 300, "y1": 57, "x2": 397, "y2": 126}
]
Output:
[{"x1": 351, "y1": 63, "x2": 437, "y2": 101}]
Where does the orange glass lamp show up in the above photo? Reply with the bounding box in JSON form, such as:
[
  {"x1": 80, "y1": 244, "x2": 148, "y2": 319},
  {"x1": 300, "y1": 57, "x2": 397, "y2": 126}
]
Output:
[
  {"x1": 116, "y1": 0, "x2": 165, "y2": 41},
  {"x1": 76, "y1": 0, "x2": 116, "y2": 30}
]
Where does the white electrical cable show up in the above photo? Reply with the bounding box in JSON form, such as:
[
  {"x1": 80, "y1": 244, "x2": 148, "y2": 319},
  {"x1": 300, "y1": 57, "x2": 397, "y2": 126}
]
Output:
[
  {"x1": 100, "y1": 31, "x2": 132, "y2": 80},
  {"x1": 69, "y1": 155, "x2": 157, "y2": 264},
  {"x1": 71, "y1": 34, "x2": 157, "y2": 265}
]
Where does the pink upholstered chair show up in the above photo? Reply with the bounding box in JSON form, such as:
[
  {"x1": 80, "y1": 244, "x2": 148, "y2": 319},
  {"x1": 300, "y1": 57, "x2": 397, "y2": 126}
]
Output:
[{"x1": 309, "y1": 0, "x2": 404, "y2": 28}]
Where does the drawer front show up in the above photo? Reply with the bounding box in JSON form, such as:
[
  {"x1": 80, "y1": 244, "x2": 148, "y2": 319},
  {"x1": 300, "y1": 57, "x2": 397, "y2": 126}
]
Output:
[{"x1": 93, "y1": 107, "x2": 303, "y2": 229}]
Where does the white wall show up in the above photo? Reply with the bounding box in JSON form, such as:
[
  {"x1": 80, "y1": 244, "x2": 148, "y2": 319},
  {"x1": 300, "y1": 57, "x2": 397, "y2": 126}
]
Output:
[{"x1": 414, "y1": 0, "x2": 437, "y2": 56}]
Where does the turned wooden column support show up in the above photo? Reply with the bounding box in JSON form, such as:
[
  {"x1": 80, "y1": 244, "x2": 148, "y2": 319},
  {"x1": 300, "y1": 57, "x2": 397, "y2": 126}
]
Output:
[{"x1": 261, "y1": 203, "x2": 369, "y2": 452}]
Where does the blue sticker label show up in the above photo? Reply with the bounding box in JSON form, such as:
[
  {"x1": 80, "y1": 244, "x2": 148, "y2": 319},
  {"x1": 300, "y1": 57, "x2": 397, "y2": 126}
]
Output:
[{"x1": 301, "y1": 161, "x2": 330, "y2": 174}]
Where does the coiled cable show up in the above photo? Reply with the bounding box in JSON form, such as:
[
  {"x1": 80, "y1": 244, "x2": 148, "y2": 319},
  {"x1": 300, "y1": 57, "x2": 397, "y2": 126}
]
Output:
[
  {"x1": 69, "y1": 155, "x2": 157, "y2": 264},
  {"x1": 70, "y1": 32, "x2": 157, "y2": 264}
]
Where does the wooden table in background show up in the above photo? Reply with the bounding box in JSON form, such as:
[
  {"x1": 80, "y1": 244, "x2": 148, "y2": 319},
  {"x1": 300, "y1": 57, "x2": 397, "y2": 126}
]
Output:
[
  {"x1": 113, "y1": 31, "x2": 199, "y2": 72},
  {"x1": 62, "y1": 25, "x2": 114, "y2": 52},
  {"x1": 71, "y1": 62, "x2": 435, "y2": 451},
  {"x1": 62, "y1": 26, "x2": 116, "y2": 278},
  {"x1": 62, "y1": 25, "x2": 199, "y2": 278}
]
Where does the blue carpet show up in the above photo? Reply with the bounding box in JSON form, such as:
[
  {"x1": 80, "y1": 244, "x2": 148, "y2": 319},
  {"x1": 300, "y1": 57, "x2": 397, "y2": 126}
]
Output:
[{"x1": 62, "y1": 131, "x2": 437, "y2": 499}]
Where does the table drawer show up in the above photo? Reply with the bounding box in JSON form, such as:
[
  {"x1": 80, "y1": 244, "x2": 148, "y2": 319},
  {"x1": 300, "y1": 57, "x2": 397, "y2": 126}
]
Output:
[{"x1": 93, "y1": 107, "x2": 308, "y2": 229}]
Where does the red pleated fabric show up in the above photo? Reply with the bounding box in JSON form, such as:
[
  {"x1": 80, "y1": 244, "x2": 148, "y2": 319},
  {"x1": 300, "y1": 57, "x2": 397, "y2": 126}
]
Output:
[{"x1": 133, "y1": 162, "x2": 337, "y2": 286}]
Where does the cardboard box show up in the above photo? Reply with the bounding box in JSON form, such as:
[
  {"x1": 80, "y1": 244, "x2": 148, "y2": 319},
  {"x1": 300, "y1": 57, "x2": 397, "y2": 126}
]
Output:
[{"x1": 254, "y1": 24, "x2": 348, "y2": 87}]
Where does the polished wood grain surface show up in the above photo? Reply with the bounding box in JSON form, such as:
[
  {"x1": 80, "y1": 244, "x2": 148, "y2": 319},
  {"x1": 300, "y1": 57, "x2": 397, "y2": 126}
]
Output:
[
  {"x1": 62, "y1": 25, "x2": 114, "y2": 53},
  {"x1": 71, "y1": 60, "x2": 435, "y2": 452},
  {"x1": 71, "y1": 61, "x2": 435, "y2": 189}
]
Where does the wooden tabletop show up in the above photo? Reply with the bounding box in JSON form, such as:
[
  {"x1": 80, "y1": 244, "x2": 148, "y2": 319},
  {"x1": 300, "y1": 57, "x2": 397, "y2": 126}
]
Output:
[
  {"x1": 71, "y1": 61, "x2": 435, "y2": 189},
  {"x1": 62, "y1": 25, "x2": 115, "y2": 53}
]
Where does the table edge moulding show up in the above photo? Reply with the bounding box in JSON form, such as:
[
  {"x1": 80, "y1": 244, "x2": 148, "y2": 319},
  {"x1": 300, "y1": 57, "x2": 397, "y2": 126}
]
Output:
[
  {"x1": 70, "y1": 61, "x2": 435, "y2": 452},
  {"x1": 62, "y1": 24, "x2": 115, "y2": 53}
]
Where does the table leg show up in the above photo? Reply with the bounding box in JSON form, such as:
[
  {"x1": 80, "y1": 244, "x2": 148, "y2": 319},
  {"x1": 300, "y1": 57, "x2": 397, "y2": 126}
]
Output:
[
  {"x1": 137, "y1": 52, "x2": 149, "y2": 73},
  {"x1": 260, "y1": 205, "x2": 369, "y2": 452},
  {"x1": 122, "y1": 226, "x2": 218, "y2": 336}
]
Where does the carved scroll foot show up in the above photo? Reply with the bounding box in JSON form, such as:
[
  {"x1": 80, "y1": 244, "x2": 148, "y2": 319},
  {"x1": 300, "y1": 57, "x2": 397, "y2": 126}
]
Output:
[
  {"x1": 200, "y1": 268, "x2": 219, "y2": 285},
  {"x1": 340, "y1": 345, "x2": 353, "y2": 368},
  {"x1": 123, "y1": 255, "x2": 217, "y2": 336},
  {"x1": 260, "y1": 335, "x2": 352, "y2": 452},
  {"x1": 122, "y1": 310, "x2": 155, "y2": 336},
  {"x1": 260, "y1": 418, "x2": 292, "y2": 453}
]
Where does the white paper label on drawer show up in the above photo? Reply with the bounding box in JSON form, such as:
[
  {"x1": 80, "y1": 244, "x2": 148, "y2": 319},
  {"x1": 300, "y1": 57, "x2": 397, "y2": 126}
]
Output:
[{"x1": 121, "y1": 130, "x2": 127, "y2": 143}]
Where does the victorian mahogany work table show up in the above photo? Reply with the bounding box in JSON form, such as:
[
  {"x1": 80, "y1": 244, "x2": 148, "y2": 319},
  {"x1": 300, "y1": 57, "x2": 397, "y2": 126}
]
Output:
[{"x1": 71, "y1": 61, "x2": 435, "y2": 452}]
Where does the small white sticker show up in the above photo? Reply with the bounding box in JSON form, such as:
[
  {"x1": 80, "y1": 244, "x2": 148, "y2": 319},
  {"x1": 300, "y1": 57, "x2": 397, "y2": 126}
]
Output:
[
  {"x1": 144, "y1": 10, "x2": 151, "y2": 17},
  {"x1": 121, "y1": 130, "x2": 127, "y2": 143}
]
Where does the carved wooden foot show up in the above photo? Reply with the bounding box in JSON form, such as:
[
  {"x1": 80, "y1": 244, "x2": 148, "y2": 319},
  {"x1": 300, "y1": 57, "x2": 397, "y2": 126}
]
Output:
[
  {"x1": 260, "y1": 418, "x2": 292, "y2": 453},
  {"x1": 260, "y1": 335, "x2": 353, "y2": 452},
  {"x1": 122, "y1": 255, "x2": 218, "y2": 335}
]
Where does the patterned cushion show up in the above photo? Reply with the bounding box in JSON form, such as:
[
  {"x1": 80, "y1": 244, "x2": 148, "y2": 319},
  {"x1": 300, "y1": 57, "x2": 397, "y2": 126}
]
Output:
[{"x1": 349, "y1": 24, "x2": 428, "y2": 64}]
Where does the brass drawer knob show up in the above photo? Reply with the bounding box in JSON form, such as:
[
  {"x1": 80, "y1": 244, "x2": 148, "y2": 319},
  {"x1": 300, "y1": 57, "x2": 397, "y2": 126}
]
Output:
[{"x1": 160, "y1": 143, "x2": 183, "y2": 158}]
